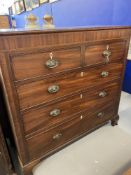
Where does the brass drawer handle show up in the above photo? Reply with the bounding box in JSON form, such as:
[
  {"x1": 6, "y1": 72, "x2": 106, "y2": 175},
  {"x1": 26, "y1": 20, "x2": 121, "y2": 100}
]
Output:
[
  {"x1": 50, "y1": 109, "x2": 61, "y2": 117},
  {"x1": 101, "y1": 71, "x2": 109, "y2": 78},
  {"x1": 53, "y1": 133, "x2": 62, "y2": 140},
  {"x1": 99, "y1": 91, "x2": 107, "y2": 97},
  {"x1": 48, "y1": 85, "x2": 60, "y2": 94},
  {"x1": 97, "y1": 112, "x2": 104, "y2": 118},
  {"x1": 45, "y1": 52, "x2": 59, "y2": 69},
  {"x1": 102, "y1": 45, "x2": 111, "y2": 63}
]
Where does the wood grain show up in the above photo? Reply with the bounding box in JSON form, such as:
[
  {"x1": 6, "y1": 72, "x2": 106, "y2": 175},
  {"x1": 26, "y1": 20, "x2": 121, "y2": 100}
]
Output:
[
  {"x1": 17, "y1": 63, "x2": 123, "y2": 110},
  {"x1": 23, "y1": 81, "x2": 120, "y2": 137},
  {"x1": 0, "y1": 27, "x2": 130, "y2": 175},
  {"x1": 0, "y1": 28, "x2": 130, "y2": 51},
  {"x1": 11, "y1": 47, "x2": 81, "y2": 81},
  {"x1": 85, "y1": 40, "x2": 126, "y2": 66},
  {"x1": 27, "y1": 103, "x2": 116, "y2": 160}
]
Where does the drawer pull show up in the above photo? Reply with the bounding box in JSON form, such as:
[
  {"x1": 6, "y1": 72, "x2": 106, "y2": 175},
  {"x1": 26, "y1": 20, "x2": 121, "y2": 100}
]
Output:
[
  {"x1": 50, "y1": 109, "x2": 61, "y2": 117},
  {"x1": 97, "y1": 112, "x2": 104, "y2": 118},
  {"x1": 99, "y1": 91, "x2": 107, "y2": 97},
  {"x1": 45, "y1": 53, "x2": 59, "y2": 69},
  {"x1": 101, "y1": 71, "x2": 109, "y2": 78},
  {"x1": 53, "y1": 133, "x2": 62, "y2": 140},
  {"x1": 48, "y1": 85, "x2": 60, "y2": 94},
  {"x1": 102, "y1": 45, "x2": 111, "y2": 63}
]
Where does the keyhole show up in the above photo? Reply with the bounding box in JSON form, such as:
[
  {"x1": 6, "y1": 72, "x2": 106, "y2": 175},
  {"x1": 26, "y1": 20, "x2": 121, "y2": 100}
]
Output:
[
  {"x1": 80, "y1": 94, "x2": 83, "y2": 99},
  {"x1": 81, "y1": 72, "x2": 84, "y2": 77},
  {"x1": 80, "y1": 115, "x2": 83, "y2": 120},
  {"x1": 50, "y1": 52, "x2": 53, "y2": 60},
  {"x1": 106, "y1": 45, "x2": 109, "y2": 50}
]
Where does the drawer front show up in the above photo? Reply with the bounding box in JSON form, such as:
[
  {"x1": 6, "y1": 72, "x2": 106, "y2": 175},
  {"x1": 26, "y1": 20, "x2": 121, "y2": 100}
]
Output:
[
  {"x1": 23, "y1": 81, "x2": 120, "y2": 136},
  {"x1": 85, "y1": 41, "x2": 126, "y2": 66},
  {"x1": 27, "y1": 104, "x2": 116, "y2": 160},
  {"x1": 11, "y1": 47, "x2": 81, "y2": 81},
  {"x1": 17, "y1": 63, "x2": 123, "y2": 110}
]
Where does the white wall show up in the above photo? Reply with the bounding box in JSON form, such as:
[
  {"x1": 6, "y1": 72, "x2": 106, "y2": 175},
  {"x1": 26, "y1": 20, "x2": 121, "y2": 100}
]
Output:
[{"x1": 0, "y1": 0, "x2": 14, "y2": 14}]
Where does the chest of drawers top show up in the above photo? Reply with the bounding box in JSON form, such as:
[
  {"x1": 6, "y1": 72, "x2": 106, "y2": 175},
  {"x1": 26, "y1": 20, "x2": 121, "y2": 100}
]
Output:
[{"x1": 0, "y1": 26, "x2": 130, "y2": 49}]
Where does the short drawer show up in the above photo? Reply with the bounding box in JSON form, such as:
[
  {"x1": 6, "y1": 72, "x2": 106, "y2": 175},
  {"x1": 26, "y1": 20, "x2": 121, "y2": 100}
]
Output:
[
  {"x1": 23, "y1": 81, "x2": 120, "y2": 136},
  {"x1": 85, "y1": 40, "x2": 126, "y2": 66},
  {"x1": 17, "y1": 63, "x2": 123, "y2": 110},
  {"x1": 11, "y1": 47, "x2": 81, "y2": 81},
  {"x1": 26, "y1": 104, "x2": 116, "y2": 160}
]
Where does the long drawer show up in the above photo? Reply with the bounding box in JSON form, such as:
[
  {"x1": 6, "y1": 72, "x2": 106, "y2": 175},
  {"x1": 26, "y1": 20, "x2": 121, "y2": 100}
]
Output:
[
  {"x1": 17, "y1": 63, "x2": 123, "y2": 110},
  {"x1": 26, "y1": 103, "x2": 117, "y2": 161},
  {"x1": 23, "y1": 81, "x2": 120, "y2": 136}
]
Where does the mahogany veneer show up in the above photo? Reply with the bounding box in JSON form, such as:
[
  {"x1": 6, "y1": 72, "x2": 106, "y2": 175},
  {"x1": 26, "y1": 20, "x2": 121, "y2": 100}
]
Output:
[
  {"x1": 17, "y1": 63, "x2": 123, "y2": 110},
  {"x1": 0, "y1": 26, "x2": 130, "y2": 175}
]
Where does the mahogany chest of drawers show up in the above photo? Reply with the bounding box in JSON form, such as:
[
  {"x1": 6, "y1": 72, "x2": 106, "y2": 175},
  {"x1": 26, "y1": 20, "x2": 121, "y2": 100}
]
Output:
[{"x1": 0, "y1": 26, "x2": 130, "y2": 175}]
